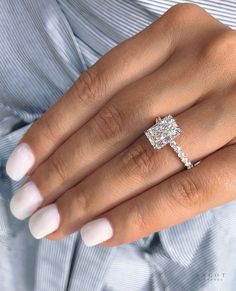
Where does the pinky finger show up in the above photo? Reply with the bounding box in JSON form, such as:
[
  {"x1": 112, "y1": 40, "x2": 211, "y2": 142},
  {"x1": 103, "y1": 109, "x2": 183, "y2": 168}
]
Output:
[{"x1": 80, "y1": 144, "x2": 236, "y2": 247}]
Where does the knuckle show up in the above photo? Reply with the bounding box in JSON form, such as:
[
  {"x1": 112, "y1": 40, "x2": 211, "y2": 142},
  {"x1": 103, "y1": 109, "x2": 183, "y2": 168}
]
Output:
[
  {"x1": 94, "y1": 104, "x2": 124, "y2": 141},
  {"x1": 160, "y1": 3, "x2": 205, "y2": 44},
  {"x1": 36, "y1": 116, "x2": 58, "y2": 144},
  {"x1": 73, "y1": 191, "x2": 89, "y2": 220},
  {"x1": 48, "y1": 155, "x2": 68, "y2": 184},
  {"x1": 123, "y1": 141, "x2": 156, "y2": 178},
  {"x1": 129, "y1": 203, "x2": 147, "y2": 234},
  {"x1": 165, "y1": 3, "x2": 203, "y2": 25},
  {"x1": 170, "y1": 3, "x2": 201, "y2": 15},
  {"x1": 74, "y1": 67, "x2": 104, "y2": 105},
  {"x1": 169, "y1": 174, "x2": 202, "y2": 208}
]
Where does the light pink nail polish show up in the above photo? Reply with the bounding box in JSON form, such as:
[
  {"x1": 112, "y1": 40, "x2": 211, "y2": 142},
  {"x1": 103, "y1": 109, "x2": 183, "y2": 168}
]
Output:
[
  {"x1": 6, "y1": 143, "x2": 35, "y2": 181},
  {"x1": 80, "y1": 218, "x2": 113, "y2": 247},
  {"x1": 28, "y1": 204, "x2": 60, "y2": 239},
  {"x1": 10, "y1": 181, "x2": 43, "y2": 220}
]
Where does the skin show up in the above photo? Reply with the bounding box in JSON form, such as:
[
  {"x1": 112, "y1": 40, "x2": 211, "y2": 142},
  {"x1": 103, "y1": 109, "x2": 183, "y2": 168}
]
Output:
[{"x1": 13, "y1": 3, "x2": 236, "y2": 246}]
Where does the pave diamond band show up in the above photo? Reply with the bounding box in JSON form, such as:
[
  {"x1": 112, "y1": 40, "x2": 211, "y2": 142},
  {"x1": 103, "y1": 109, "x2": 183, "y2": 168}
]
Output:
[
  {"x1": 169, "y1": 140, "x2": 193, "y2": 169},
  {"x1": 144, "y1": 115, "x2": 199, "y2": 170}
]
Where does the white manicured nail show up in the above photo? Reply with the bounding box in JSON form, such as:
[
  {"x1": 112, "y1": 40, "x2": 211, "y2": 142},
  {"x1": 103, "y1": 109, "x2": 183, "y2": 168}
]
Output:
[
  {"x1": 10, "y1": 181, "x2": 43, "y2": 220},
  {"x1": 80, "y1": 218, "x2": 113, "y2": 247},
  {"x1": 28, "y1": 204, "x2": 60, "y2": 239},
  {"x1": 6, "y1": 143, "x2": 35, "y2": 181}
]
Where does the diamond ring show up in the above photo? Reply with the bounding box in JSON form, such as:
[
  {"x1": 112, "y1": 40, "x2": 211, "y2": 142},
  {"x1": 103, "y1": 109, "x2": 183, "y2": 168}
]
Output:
[{"x1": 144, "y1": 115, "x2": 200, "y2": 170}]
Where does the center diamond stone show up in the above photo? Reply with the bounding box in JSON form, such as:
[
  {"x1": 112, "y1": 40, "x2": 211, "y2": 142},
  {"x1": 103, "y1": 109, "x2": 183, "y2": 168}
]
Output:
[{"x1": 144, "y1": 115, "x2": 181, "y2": 150}]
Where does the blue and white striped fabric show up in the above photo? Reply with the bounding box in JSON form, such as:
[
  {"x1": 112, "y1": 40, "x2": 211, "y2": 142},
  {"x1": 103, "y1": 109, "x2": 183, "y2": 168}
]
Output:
[{"x1": 0, "y1": 1, "x2": 235, "y2": 290}]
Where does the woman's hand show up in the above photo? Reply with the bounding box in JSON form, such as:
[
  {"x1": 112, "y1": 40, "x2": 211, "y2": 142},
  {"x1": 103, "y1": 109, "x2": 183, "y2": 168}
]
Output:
[{"x1": 6, "y1": 4, "x2": 236, "y2": 247}]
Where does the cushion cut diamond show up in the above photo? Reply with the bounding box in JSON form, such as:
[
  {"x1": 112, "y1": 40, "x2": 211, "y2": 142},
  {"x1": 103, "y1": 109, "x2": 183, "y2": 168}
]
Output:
[{"x1": 144, "y1": 115, "x2": 181, "y2": 150}]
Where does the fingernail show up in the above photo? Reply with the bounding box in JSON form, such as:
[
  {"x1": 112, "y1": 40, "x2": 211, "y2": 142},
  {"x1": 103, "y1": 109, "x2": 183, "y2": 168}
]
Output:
[
  {"x1": 28, "y1": 204, "x2": 60, "y2": 239},
  {"x1": 80, "y1": 218, "x2": 113, "y2": 247},
  {"x1": 10, "y1": 181, "x2": 43, "y2": 220},
  {"x1": 6, "y1": 143, "x2": 35, "y2": 181}
]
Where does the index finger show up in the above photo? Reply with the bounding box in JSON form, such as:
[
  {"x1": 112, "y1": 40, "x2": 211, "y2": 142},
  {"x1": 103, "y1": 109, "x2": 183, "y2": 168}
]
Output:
[{"x1": 6, "y1": 15, "x2": 174, "y2": 181}]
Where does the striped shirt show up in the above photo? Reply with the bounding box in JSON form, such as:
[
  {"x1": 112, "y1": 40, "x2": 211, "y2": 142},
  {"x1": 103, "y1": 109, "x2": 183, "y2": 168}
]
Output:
[{"x1": 0, "y1": 1, "x2": 235, "y2": 290}]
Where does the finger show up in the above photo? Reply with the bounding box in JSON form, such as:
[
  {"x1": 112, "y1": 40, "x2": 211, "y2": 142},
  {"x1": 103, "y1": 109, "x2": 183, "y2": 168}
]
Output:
[
  {"x1": 81, "y1": 144, "x2": 236, "y2": 247},
  {"x1": 26, "y1": 92, "x2": 235, "y2": 238},
  {"x1": 6, "y1": 13, "x2": 175, "y2": 181},
  {"x1": 9, "y1": 53, "x2": 214, "y2": 221}
]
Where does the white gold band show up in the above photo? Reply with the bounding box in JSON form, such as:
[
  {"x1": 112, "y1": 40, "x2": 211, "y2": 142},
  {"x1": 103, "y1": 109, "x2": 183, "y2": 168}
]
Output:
[{"x1": 169, "y1": 140, "x2": 193, "y2": 169}]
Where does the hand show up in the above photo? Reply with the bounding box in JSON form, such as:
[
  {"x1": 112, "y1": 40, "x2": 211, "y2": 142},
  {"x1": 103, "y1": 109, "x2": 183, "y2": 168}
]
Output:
[{"x1": 6, "y1": 3, "x2": 236, "y2": 247}]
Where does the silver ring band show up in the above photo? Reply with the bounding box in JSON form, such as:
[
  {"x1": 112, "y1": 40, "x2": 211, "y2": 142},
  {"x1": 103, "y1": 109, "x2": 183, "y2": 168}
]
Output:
[
  {"x1": 169, "y1": 140, "x2": 193, "y2": 169},
  {"x1": 144, "y1": 115, "x2": 200, "y2": 170}
]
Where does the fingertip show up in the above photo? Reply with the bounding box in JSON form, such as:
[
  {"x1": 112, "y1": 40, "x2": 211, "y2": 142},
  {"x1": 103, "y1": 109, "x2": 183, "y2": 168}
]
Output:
[
  {"x1": 10, "y1": 181, "x2": 43, "y2": 220},
  {"x1": 6, "y1": 143, "x2": 35, "y2": 181},
  {"x1": 28, "y1": 204, "x2": 60, "y2": 239},
  {"x1": 80, "y1": 217, "x2": 113, "y2": 247}
]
